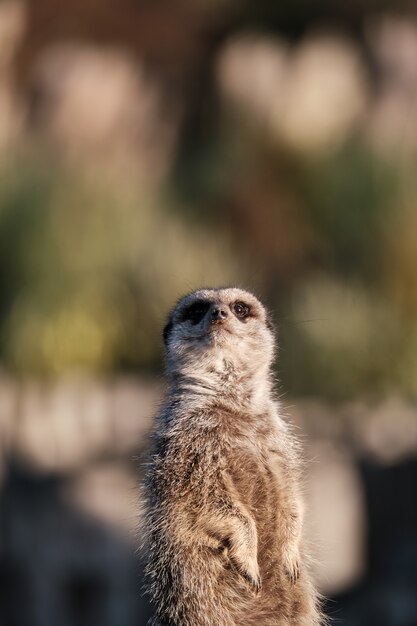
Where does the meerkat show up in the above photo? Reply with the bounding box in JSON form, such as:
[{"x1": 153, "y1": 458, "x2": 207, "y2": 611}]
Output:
[{"x1": 143, "y1": 287, "x2": 322, "y2": 626}]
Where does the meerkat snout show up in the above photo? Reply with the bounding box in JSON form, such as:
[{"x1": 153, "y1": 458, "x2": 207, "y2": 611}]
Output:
[{"x1": 210, "y1": 304, "x2": 228, "y2": 323}]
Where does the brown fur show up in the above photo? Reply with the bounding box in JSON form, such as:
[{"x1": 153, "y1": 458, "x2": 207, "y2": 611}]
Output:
[{"x1": 143, "y1": 288, "x2": 322, "y2": 626}]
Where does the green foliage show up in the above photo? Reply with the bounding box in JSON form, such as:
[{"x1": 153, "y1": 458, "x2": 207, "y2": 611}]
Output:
[
  {"x1": 0, "y1": 133, "x2": 416, "y2": 399},
  {"x1": 0, "y1": 158, "x2": 243, "y2": 375},
  {"x1": 278, "y1": 277, "x2": 408, "y2": 399},
  {"x1": 298, "y1": 142, "x2": 398, "y2": 280}
]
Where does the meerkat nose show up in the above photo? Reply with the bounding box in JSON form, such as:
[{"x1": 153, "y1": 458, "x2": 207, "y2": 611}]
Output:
[{"x1": 211, "y1": 306, "x2": 228, "y2": 323}]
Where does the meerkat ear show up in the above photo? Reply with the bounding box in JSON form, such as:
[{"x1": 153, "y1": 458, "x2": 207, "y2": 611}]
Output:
[{"x1": 163, "y1": 318, "x2": 173, "y2": 346}]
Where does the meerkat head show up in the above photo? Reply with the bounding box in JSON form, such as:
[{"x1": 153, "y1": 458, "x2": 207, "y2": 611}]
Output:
[{"x1": 163, "y1": 287, "x2": 275, "y2": 385}]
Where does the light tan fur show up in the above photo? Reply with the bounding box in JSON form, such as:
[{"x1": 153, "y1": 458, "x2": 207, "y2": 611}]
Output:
[{"x1": 143, "y1": 287, "x2": 322, "y2": 626}]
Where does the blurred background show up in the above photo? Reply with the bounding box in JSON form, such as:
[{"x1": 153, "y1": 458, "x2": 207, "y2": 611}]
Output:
[{"x1": 0, "y1": 0, "x2": 417, "y2": 624}]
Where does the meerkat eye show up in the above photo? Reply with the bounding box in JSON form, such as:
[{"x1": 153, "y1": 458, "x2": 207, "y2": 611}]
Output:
[
  {"x1": 181, "y1": 300, "x2": 210, "y2": 325},
  {"x1": 232, "y1": 301, "x2": 250, "y2": 319}
]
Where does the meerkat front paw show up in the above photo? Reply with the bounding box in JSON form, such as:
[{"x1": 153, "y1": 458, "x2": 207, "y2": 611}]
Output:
[
  {"x1": 237, "y1": 566, "x2": 262, "y2": 595},
  {"x1": 283, "y1": 552, "x2": 300, "y2": 584},
  {"x1": 285, "y1": 561, "x2": 300, "y2": 584},
  {"x1": 228, "y1": 555, "x2": 262, "y2": 595}
]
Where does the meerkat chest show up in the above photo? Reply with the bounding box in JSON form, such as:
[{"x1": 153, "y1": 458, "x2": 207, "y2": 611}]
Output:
[{"x1": 224, "y1": 440, "x2": 284, "y2": 511}]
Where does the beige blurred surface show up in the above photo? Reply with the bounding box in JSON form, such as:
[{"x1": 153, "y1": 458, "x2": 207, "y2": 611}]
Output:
[{"x1": 1, "y1": 376, "x2": 416, "y2": 598}]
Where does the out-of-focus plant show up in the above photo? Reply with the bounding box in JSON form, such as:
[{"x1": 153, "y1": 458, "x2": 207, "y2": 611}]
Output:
[
  {"x1": 0, "y1": 157, "x2": 243, "y2": 375},
  {"x1": 278, "y1": 276, "x2": 409, "y2": 399},
  {"x1": 169, "y1": 117, "x2": 415, "y2": 399},
  {"x1": 1, "y1": 15, "x2": 417, "y2": 400}
]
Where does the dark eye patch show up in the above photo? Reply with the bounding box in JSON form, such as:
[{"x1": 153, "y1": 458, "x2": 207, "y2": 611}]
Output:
[
  {"x1": 180, "y1": 300, "x2": 210, "y2": 325},
  {"x1": 232, "y1": 301, "x2": 251, "y2": 320}
]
